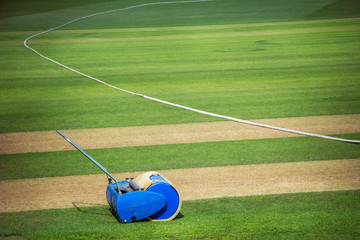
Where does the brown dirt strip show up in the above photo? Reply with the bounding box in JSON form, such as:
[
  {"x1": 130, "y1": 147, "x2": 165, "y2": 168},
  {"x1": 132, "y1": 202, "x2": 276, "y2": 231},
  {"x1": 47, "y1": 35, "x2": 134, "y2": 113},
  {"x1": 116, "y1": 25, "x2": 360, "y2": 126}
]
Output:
[
  {"x1": 1, "y1": 114, "x2": 359, "y2": 155},
  {"x1": 0, "y1": 159, "x2": 359, "y2": 213}
]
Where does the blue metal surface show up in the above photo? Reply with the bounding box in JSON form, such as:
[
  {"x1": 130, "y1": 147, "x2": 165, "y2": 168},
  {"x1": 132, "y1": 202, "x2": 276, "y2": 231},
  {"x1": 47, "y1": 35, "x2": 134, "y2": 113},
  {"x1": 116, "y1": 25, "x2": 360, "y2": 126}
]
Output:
[
  {"x1": 106, "y1": 182, "x2": 166, "y2": 223},
  {"x1": 147, "y1": 175, "x2": 180, "y2": 220}
]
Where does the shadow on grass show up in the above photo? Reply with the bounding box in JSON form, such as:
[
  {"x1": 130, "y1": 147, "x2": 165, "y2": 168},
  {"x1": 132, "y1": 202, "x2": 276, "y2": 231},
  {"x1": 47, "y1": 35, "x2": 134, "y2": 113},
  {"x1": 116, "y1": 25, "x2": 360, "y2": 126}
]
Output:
[
  {"x1": 0, "y1": 235, "x2": 27, "y2": 240},
  {"x1": 72, "y1": 202, "x2": 185, "y2": 223},
  {"x1": 72, "y1": 202, "x2": 109, "y2": 216},
  {"x1": 174, "y1": 212, "x2": 184, "y2": 221}
]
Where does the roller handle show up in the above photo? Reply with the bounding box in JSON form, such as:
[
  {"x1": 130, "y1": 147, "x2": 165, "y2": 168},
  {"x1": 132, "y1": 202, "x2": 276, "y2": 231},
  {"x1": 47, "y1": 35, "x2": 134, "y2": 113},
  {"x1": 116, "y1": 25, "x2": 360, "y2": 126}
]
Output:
[{"x1": 56, "y1": 130, "x2": 121, "y2": 194}]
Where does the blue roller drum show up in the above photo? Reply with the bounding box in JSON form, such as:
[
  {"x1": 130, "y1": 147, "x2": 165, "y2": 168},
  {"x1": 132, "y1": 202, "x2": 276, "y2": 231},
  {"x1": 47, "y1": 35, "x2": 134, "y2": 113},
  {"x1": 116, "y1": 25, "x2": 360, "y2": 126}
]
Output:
[{"x1": 134, "y1": 172, "x2": 182, "y2": 221}]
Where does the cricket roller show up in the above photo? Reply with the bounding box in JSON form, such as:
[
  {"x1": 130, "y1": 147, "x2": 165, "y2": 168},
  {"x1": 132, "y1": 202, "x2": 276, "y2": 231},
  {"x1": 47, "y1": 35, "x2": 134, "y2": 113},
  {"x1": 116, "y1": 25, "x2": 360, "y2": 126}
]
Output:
[
  {"x1": 56, "y1": 130, "x2": 181, "y2": 223},
  {"x1": 134, "y1": 171, "x2": 181, "y2": 221}
]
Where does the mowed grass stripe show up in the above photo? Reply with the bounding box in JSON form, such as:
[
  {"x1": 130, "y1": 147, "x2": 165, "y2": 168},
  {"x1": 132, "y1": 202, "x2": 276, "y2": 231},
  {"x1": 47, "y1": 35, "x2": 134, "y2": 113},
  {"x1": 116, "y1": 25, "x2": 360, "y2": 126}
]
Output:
[
  {"x1": 1, "y1": 133, "x2": 359, "y2": 180},
  {"x1": 19, "y1": 17, "x2": 360, "y2": 43},
  {"x1": 1, "y1": 17, "x2": 360, "y2": 36},
  {"x1": 1, "y1": 16, "x2": 359, "y2": 132},
  {"x1": 2, "y1": 83, "x2": 359, "y2": 132},
  {"x1": 23, "y1": 26, "x2": 360, "y2": 45},
  {"x1": 1, "y1": 159, "x2": 359, "y2": 213},
  {"x1": 1, "y1": 0, "x2": 359, "y2": 239},
  {"x1": 1, "y1": 191, "x2": 359, "y2": 240}
]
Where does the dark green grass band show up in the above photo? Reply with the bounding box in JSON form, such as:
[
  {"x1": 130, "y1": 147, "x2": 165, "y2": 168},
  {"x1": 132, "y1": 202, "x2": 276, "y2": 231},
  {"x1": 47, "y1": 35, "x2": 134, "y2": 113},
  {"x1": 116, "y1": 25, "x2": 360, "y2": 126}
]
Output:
[{"x1": 1, "y1": 191, "x2": 359, "y2": 240}]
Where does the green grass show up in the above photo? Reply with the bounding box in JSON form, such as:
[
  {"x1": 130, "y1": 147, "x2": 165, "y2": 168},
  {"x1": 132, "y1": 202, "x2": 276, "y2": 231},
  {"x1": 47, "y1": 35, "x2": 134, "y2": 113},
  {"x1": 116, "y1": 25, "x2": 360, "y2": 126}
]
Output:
[
  {"x1": 1, "y1": 0, "x2": 353, "y2": 31},
  {"x1": 1, "y1": 0, "x2": 360, "y2": 132},
  {"x1": 0, "y1": 0, "x2": 116, "y2": 19},
  {"x1": 1, "y1": 133, "x2": 359, "y2": 180},
  {"x1": 1, "y1": 191, "x2": 359, "y2": 240},
  {"x1": 1, "y1": 0, "x2": 360, "y2": 239},
  {"x1": 307, "y1": 0, "x2": 360, "y2": 19}
]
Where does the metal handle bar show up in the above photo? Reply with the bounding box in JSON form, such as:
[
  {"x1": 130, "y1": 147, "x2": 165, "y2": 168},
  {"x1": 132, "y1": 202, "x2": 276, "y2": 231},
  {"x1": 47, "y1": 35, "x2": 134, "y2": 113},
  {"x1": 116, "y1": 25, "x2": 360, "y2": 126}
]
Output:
[{"x1": 56, "y1": 130, "x2": 121, "y2": 194}]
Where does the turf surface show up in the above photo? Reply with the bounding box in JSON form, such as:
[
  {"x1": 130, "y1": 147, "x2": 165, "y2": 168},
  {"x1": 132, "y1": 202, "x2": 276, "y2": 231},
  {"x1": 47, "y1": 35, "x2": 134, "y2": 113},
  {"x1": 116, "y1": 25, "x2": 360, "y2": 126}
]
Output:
[
  {"x1": 1, "y1": 0, "x2": 359, "y2": 132},
  {"x1": 1, "y1": 133, "x2": 359, "y2": 180},
  {"x1": 1, "y1": 191, "x2": 359, "y2": 240},
  {"x1": 1, "y1": 0, "x2": 360, "y2": 239}
]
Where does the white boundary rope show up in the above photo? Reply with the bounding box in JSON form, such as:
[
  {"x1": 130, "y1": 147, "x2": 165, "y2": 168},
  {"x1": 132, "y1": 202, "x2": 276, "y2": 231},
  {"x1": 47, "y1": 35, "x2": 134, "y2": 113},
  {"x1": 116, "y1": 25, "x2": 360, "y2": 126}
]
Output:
[{"x1": 24, "y1": 0, "x2": 360, "y2": 144}]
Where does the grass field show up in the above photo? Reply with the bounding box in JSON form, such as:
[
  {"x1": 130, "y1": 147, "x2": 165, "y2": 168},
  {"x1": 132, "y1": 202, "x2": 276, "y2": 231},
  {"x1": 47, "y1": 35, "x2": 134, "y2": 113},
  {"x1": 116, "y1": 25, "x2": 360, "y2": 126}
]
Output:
[
  {"x1": 0, "y1": 0, "x2": 360, "y2": 239},
  {"x1": 1, "y1": 191, "x2": 359, "y2": 240},
  {"x1": 1, "y1": 0, "x2": 360, "y2": 132}
]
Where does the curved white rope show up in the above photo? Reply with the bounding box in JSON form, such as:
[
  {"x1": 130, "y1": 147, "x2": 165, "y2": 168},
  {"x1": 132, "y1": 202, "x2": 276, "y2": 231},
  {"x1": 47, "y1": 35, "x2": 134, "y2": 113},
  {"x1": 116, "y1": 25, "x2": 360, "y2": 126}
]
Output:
[{"x1": 24, "y1": 0, "x2": 360, "y2": 144}]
